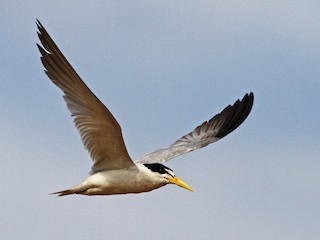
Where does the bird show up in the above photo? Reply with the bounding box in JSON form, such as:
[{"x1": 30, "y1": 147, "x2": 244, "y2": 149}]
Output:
[{"x1": 36, "y1": 20, "x2": 254, "y2": 196}]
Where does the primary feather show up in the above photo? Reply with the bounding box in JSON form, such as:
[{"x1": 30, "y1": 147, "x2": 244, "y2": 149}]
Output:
[
  {"x1": 136, "y1": 93, "x2": 254, "y2": 164},
  {"x1": 36, "y1": 20, "x2": 135, "y2": 173}
]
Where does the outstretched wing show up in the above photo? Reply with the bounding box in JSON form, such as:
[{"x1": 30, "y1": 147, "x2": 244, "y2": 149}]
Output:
[
  {"x1": 136, "y1": 93, "x2": 254, "y2": 164},
  {"x1": 36, "y1": 20, "x2": 135, "y2": 173}
]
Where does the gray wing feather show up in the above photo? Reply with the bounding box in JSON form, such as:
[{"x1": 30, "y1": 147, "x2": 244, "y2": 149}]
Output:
[
  {"x1": 136, "y1": 93, "x2": 254, "y2": 164},
  {"x1": 36, "y1": 20, "x2": 135, "y2": 173}
]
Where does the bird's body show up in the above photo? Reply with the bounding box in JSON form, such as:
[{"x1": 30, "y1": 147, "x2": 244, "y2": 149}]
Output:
[
  {"x1": 36, "y1": 20, "x2": 254, "y2": 197},
  {"x1": 56, "y1": 164, "x2": 166, "y2": 196}
]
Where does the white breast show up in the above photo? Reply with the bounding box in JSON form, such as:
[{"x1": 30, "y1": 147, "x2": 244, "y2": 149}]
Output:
[{"x1": 80, "y1": 164, "x2": 168, "y2": 195}]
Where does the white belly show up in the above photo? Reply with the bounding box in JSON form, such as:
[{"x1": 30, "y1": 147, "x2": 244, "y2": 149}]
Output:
[{"x1": 79, "y1": 167, "x2": 167, "y2": 195}]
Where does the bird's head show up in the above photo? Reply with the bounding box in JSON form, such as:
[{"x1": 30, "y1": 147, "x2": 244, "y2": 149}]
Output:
[{"x1": 143, "y1": 163, "x2": 193, "y2": 191}]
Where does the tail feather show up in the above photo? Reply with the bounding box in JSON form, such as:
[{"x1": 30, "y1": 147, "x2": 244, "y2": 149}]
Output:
[
  {"x1": 51, "y1": 184, "x2": 89, "y2": 197},
  {"x1": 51, "y1": 189, "x2": 77, "y2": 197}
]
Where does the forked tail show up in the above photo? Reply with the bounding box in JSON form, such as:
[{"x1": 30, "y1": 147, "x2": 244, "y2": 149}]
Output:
[
  {"x1": 51, "y1": 184, "x2": 89, "y2": 197},
  {"x1": 51, "y1": 189, "x2": 77, "y2": 197}
]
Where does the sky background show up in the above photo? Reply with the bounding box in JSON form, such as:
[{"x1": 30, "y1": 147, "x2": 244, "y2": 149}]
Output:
[{"x1": 1, "y1": 1, "x2": 319, "y2": 239}]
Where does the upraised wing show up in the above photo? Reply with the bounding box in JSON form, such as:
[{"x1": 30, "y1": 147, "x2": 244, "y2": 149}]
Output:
[
  {"x1": 36, "y1": 20, "x2": 135, "y2": 173},
  {"x1": 136, "y1": 93, "x2": 254, "y2": 164}
]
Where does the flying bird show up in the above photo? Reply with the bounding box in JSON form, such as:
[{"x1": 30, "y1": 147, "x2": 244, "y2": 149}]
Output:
[{"x1": 36, "y1": 20, "x2": 254, "y2": 196}]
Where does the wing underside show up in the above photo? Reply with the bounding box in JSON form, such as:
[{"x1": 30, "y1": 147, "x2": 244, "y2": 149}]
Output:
[
  {"x1": 36, "y1": 20, "x2": 135, "y2": 173},
  {"x1": 136, "y1": 92, "x2": 254, "y2": 164}
]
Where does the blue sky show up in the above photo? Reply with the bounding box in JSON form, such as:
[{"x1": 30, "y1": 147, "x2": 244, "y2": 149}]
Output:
[{"x1": 1, "y1": 1, "x2": 319, "y2": 239}]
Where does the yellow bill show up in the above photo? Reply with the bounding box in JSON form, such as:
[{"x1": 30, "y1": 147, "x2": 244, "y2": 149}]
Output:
[{"x1": 168, "y1": 176, "x2": 193, "y2": 192}]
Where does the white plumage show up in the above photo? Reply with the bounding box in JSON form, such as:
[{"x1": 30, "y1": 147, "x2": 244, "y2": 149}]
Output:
[
  {"x1": 55, "y1": 164, "x2": 169, "y2": 196},
  {"x1": 36, "y1": 20, "x2": 254, "y2": 197}
]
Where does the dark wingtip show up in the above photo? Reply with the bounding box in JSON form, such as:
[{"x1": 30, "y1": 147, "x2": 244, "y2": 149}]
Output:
[
  {"x1": 36, "y1": 19, "x2": 42, "y2": 29},
  {"x1": 246, "y1": 92, "x2": 254, "y2": 111},
  {"x1": 215, "y1": 92, "x2": 254, "y2": 139},
  {"x1": 36, "y1": 19, "x2": 42, "y2": 35},
  {"x1": 248, "y1": 92, "x2": 254, "y2": 102},
  {"x1": 35, "y1": 19, "x2": 49, "y2": 44}
]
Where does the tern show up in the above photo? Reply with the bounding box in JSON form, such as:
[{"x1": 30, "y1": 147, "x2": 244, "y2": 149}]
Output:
[{"x1": 36, "y1": 20, "x2": 254, "y2": 196}]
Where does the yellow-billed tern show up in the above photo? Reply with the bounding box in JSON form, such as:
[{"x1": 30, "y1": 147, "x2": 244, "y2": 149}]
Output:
[{"x1": 36, "y1": 20, "x2": 254, "y2": 196}]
